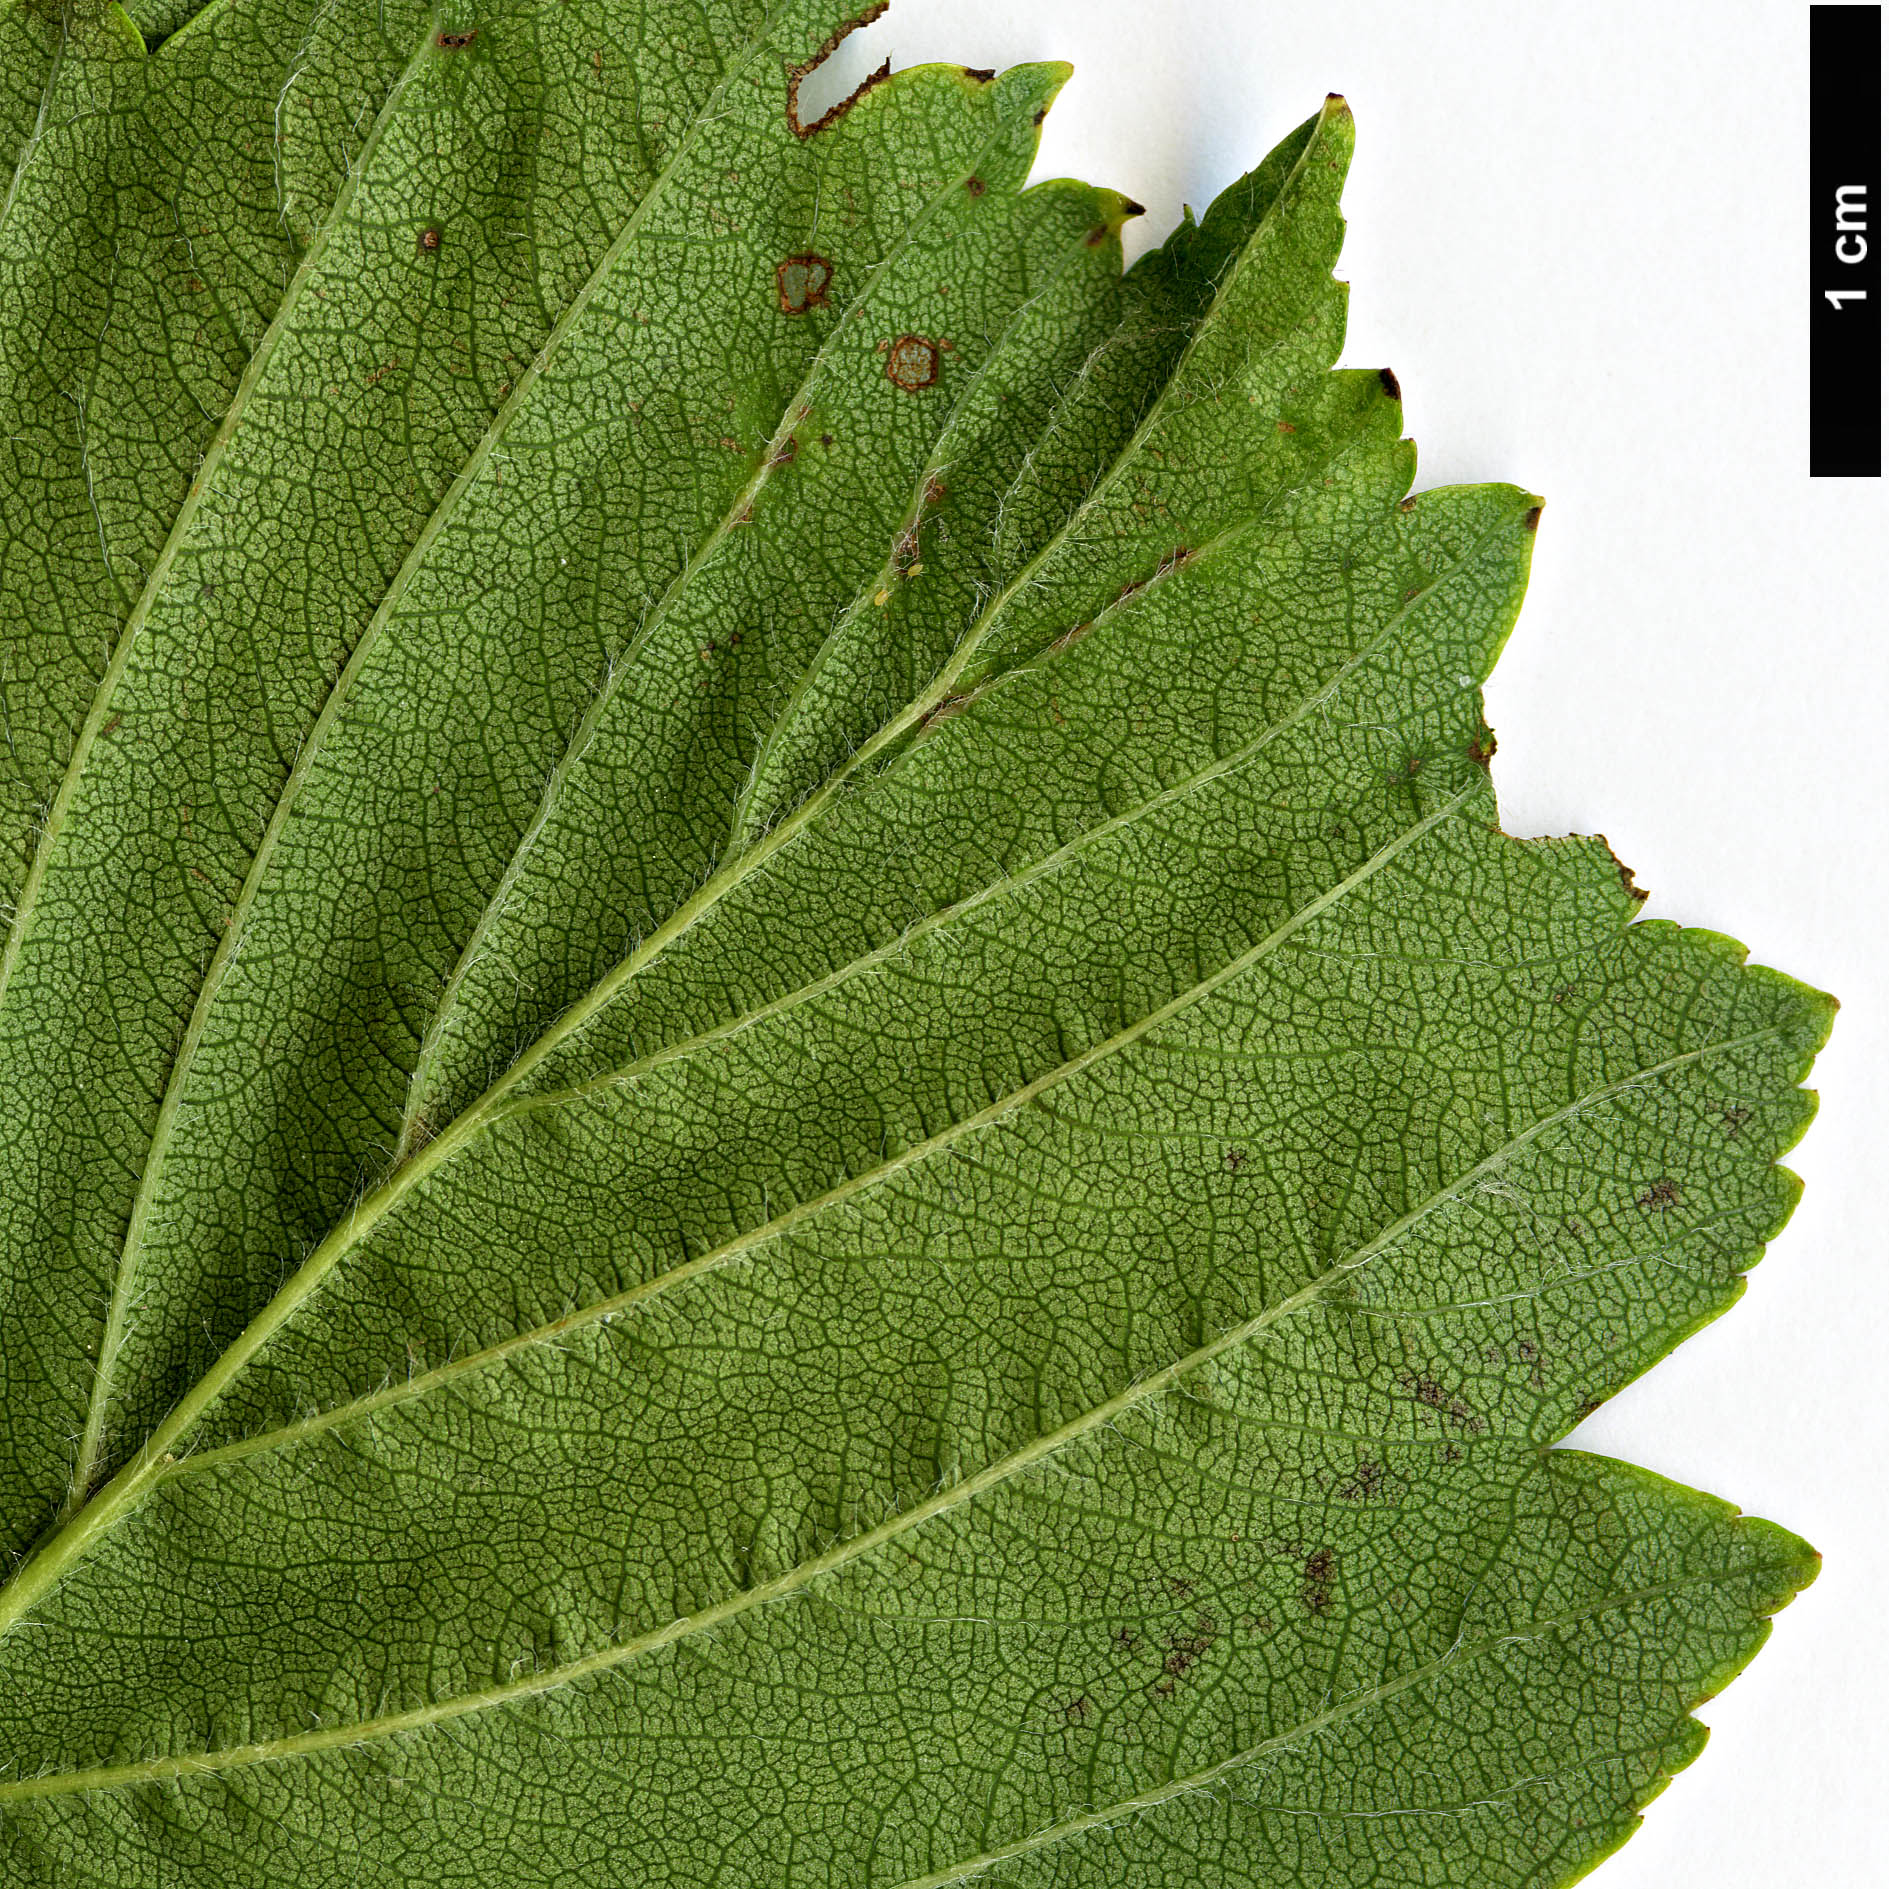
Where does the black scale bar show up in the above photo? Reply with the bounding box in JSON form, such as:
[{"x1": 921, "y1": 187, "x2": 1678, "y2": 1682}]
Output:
[{"x1": 1811, "y1": 6, "x2": 1882, "y2": 476}]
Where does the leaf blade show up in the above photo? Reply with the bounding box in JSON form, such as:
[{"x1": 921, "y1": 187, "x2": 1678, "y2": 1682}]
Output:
[{"x1": 0, "y1": 13, "x2": 1830, "y2": 1886}]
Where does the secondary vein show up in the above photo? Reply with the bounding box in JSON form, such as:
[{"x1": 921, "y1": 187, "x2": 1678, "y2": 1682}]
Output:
[
  {"x1": 398, "y1": 96, "x2": 1085, "y2": 1154},
  {"x1": 160, "y1": 783, "x2": 1492, "y2": 1480},
  {"x1": 880, "y1": 1565, "x2": 1787, "y2": 1889},
  {"x1": 53, "y1": 0, "x2": 795, "y2": 1518},
  {"x1": 0, "y1": 1484, "x2": 1789, "y2": 1801},
  {"x1": 0, "y1": 780, "x2": 1484, "y2": 1636},
  {"x1": 396, "y1": 98, "x2": 1356, "y2": 1151}
]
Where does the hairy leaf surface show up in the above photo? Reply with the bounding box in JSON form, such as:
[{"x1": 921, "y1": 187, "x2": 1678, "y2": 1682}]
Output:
[{"x1": 0, "y1": 5, "x2": 1830, "y2": 1885}]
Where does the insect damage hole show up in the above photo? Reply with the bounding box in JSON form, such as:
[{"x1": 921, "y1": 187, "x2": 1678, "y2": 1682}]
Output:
[{"x1": 787, "y1": 3, "x2": 894, "y2": 138}]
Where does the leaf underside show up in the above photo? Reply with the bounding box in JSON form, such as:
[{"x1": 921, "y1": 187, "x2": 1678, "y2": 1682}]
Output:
[{"x1": 0, "y1": 4, "x2": 1830, "y2": 1886}]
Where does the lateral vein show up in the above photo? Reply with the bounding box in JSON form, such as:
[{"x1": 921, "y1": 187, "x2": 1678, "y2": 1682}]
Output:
[
  {"x1": 881, "y1": 1563, "x2": 1793, "y2": 1889},
  {"x1": 52, "y1": 0, "x2": 797, "y2": 1518},
  {"x1": 156, "y1": 787, "x2": 1471, "y2": 1478},
  {"x1": 0, "y1": 1544, "x2": 1788, "y2": 1803},
  {"x1": 398, "y1": 98, "x2": 1081, "y2": 1153},
  {"x1": 151, "y1": 828, "x2": 1772, "y2": 1509},
  {"x1": 392, "y1": 98, "x2": 1358, "y2": 1149}
]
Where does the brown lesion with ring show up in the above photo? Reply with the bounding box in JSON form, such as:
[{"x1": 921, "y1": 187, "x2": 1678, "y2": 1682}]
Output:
[
  {"x1": 775, "y1": 254, "x2": 834, "y2": 316},
  {"x1": 883, "y1": 334, "x2": 941, "y2": 391}
]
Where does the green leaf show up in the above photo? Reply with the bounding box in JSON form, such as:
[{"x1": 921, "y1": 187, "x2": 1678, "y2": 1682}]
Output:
[{"x1": 0, "y1": 5, "x2": 1830, "y2": 1884}]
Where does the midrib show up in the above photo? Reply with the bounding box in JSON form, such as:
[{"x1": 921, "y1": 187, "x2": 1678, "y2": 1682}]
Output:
[{"x1": 0, "y1": 776, "x2": 1484, "y2": 1635}]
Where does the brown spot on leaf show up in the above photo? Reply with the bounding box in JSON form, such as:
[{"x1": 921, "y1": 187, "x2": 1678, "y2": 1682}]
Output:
[
  {"x1": 962, "y1": 65, "x2": 995, "y2": 82},
  {"x1": 1301, "y1": 1549, "x2": 1336, "y2": 1615},
  {"x1": 769, "y1": 436, "x2": 799, "y2": 468},
  {"x1": 885, "y1": 334, "x2": 940, "y2": 391},
  {"x1": 1276, "y1": 420, "x2": 1297, "y2": 434},
  {"x1": 1399, "y1": 1372, "x2": 1485, "y2": 1433},
  {"x1": 1378, "y1": 366, "x2": 1401, "y2": 399},
  {"x1": 1161, "y1": 1615, "x2": 1217, "y2": 1677},
  {"x1": 1224, "y1": 1147, "x2": 1247, "y2": 1172},
  {"x1": 920, "y1": 692, "x2": 972, "y2": 729},
  {"x1": 1467, "y1": 729, "x2": 1497, "y2": 768},
  {"x1": 1636, "y1": 1177, "x2": 1681, "y2": 1212},
  {"x1": 1122, "y1": 198, "x2": 1147, "y2": 217},
  {"x1": 964, "y1": 175, "x2": 986, "y2": 197},
  {"x1": 1063, "y1": 1694, "x2": 1093, "y2": 1725},
  {"x1": 1722, "y1": 1105, "x2": 1752, "y2": 1137},
  {"x1": 436, "y1": 29, "x2": 476, "y2": 48},
  {"x1": 1338, "y1": 1460, "x2": 1384, "y2": 1502},
  {"x1": 417, "y1": 225, "x2": 442, "y2": 255},
  {"x1": 1524, "y1": 503, "x2": 1544, "y2": 532},
  {"x1": 775, "y1": 253, "x2": 833, "y2": 316}
]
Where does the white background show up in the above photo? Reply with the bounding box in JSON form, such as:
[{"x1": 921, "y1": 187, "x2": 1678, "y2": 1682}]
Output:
[{"x1": 811, "y1": 4, "x2": 1888, "y2": 1882}]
